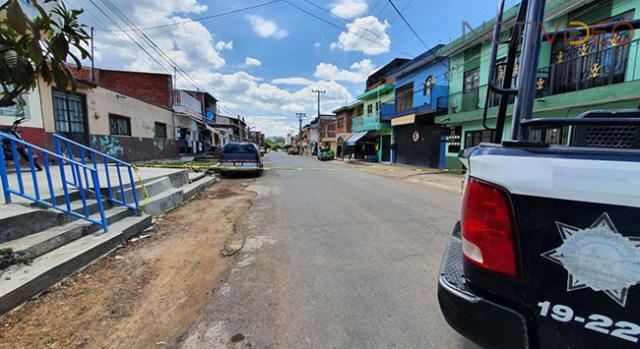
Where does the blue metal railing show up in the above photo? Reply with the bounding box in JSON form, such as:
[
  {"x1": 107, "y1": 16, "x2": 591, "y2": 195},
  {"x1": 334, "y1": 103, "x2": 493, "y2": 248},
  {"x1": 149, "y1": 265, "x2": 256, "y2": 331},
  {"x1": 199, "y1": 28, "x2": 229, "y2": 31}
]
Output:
[
  {"x1": 53, "y1": 134, "x2": 140, "y2": 214},
  {"x1": 0, "y1": 133, "x2": 108, "y2": 231}
]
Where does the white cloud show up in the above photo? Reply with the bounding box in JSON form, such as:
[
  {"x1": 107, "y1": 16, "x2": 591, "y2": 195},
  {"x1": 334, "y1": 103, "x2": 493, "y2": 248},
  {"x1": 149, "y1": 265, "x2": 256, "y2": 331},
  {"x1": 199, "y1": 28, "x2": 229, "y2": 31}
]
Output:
[
  {"x1": 74, "y1": 0, "x2": 355, "y2": 136},
  {"x1": 271, "y1": 77, "x2": 314, "y2": 86},
  {"x1": 245, "y1": 57, "x2": 262, "y2": 66},
  {"x1": 333, "y1": 16, "x2": 391, "y2": 55},
  {"x1": 246, "y1": 15, "x2": 288, "y2": 39},
  {"x1": 314, "y1": 59, "x2": 376, "y2": 83},
  {"x1": 208, "y1": 72, "x2": 354, "y2": 135},
  {"x1": 215, "y1": 40, "x2": 233, "y2": 51},
  {"x1": 313, "y1": 42, "x2": 321, "y2": 48},
  {"x1": 330, "y1": 0, "x2": 368, "y2": 19},
  {"x1": 87, "y1": 0, "x2": 227, "y2": 75}
]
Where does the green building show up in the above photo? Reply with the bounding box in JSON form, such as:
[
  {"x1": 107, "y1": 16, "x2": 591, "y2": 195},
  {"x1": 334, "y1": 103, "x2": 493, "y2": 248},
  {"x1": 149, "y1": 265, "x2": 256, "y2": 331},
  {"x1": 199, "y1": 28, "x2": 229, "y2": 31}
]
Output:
[
  {"x1": 436, "y1": 0, "x2": 640, "y2": 169},
  {"x1": 350, "y1": 58, "x2": 409, "y2": 162}
]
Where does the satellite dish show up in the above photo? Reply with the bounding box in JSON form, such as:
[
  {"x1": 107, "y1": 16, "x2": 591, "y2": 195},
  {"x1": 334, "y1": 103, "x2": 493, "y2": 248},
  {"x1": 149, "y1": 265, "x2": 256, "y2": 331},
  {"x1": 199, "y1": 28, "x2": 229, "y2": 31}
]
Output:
[{"x1": 206, "y1": 111, "x2": 215, "y2": 122}]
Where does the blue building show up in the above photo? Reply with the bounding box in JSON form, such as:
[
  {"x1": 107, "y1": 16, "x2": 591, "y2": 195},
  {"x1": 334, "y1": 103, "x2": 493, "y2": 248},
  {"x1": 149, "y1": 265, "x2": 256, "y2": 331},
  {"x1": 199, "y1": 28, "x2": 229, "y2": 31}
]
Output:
[{"x1": 384, "y1": 45, "x2": 449, "y2": 168}]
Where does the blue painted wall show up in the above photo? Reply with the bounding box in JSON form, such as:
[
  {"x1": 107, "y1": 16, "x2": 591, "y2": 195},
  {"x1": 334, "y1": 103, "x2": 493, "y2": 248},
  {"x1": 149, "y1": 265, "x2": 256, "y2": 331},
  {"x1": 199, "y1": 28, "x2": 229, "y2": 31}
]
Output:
[{"x1": 394, "y1": 58, "x2": 450, "y2": 110}]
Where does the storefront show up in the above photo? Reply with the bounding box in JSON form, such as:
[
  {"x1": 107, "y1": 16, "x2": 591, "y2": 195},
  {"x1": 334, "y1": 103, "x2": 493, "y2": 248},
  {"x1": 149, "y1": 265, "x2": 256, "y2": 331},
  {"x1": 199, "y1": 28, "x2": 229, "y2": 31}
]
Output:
[{"x1": 392, "y1": 114, "x2": 443, "y2": 168}]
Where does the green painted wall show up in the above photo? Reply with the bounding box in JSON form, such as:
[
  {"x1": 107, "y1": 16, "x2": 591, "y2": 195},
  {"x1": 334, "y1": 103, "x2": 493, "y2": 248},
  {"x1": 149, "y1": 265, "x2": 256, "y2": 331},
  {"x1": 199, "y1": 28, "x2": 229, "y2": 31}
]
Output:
[
  {"x1": 355, "y1": 89, "x2": 394, "y2": 132},
  {"x1": 439, "y1": 0, "x2": 640, "y2": 169}
]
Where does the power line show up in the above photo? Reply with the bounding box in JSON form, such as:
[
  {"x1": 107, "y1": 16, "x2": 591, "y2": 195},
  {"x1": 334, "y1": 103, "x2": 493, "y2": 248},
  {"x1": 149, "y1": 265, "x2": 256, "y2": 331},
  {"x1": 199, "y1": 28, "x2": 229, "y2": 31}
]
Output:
[
  {"x1": 105, "y1": 0, "x2": 284, "y2": 32},
  {"x1": 282, "y1": 0, "x2": 415, "y2": 58},
  {"x1": 331, "y1": 0, "x2": 418, "y2": 80},
  {"x1": 301, "y1": 0, "x2": 414, "y2": 54},
  {"x1": 98, "y1": 0, "x2": 202, "y2": 91},
  {"x1": 387, "y1": 0, "x2": 427, "y2": 49},
  {"x1": 86, "y1": 0, "x2": 173, "y2": 75},
  {"x1": 65, "y1": 0, "x2": 159, "y2": 69}
]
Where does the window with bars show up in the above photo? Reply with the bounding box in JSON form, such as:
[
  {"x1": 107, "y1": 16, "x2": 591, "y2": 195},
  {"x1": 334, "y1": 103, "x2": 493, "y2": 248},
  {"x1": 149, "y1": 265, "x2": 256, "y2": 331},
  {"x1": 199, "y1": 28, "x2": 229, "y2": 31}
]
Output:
[
  {"x1": 52, "y1": 90, "x2": 86, "y2": 134},
  {"x1": 464, "y1": 129, "x2": 496, "y2": 149},
  {"x1": 155, "y1": 122, "x2": 167, "y2": 139},
  {"x1": 109, "y1": 114, "x2": 131, "y2": 136}
]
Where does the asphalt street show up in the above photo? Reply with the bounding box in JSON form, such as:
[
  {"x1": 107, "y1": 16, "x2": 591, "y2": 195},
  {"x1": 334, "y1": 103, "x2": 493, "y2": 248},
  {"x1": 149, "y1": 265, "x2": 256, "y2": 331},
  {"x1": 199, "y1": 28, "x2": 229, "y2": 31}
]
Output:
[{"x1": 181, "y1": 152, "x2": 477, "y2": 349}]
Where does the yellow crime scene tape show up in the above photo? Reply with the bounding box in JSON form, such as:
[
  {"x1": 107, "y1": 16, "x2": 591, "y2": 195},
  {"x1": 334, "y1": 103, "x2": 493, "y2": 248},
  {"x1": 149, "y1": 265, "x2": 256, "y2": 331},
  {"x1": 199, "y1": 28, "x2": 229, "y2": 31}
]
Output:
[
  {"x1": 140, "y1": 162, "x2": 464, "y2": 175},
  {"x1": 131, "y1": 164, "x2": 150, "y2": 208}
]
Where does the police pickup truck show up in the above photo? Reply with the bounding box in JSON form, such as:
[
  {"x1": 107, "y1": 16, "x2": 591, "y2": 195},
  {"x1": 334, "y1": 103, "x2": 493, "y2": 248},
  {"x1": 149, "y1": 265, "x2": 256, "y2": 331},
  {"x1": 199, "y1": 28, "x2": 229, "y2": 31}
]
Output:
[{"x1": 437, "y1": 1, "x2": 640, "y2": 348}]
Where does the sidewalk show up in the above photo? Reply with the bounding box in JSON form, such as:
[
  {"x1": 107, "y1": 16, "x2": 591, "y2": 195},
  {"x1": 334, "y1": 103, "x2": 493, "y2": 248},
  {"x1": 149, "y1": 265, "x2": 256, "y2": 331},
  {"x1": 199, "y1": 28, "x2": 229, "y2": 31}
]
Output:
[{"x1": 334, "y1": 158, "x2": 465, "y2": 195}]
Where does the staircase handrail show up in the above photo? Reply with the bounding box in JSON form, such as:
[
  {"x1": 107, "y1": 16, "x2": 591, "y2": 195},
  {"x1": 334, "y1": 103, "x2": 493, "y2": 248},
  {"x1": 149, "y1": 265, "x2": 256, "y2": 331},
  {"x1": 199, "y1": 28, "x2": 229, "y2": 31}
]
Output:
[{"x1": 0, "y1": 132, "x2": 108, "y2": 231}]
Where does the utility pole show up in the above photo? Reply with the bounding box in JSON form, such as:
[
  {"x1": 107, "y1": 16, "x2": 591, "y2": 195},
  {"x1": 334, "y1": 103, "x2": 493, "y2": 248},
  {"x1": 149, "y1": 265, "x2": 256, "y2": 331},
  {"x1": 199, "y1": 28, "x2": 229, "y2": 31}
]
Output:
[
  {"x1": 311, "y1": 90, "x2": 325, "y2": 156},
  {"x1": 296, "y1": 113, "x2": 306, "y2": 135},
  {"x1": 312, "y1": 89, "x2": 326, "y2": 117},
  {"x1": 90, "y1": 27, "x2": 95, "y2": 82},
  {"x1": 296, "y1": 112, "x2": 306, "y2": 155}
]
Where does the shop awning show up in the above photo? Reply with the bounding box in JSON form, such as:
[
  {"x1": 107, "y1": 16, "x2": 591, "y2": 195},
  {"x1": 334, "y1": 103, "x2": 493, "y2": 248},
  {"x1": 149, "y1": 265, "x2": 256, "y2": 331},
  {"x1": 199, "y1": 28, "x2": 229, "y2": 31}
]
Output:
[
  {"x1": 391, "y1": 114, "x2": 416, "y2": 127},
  {"x1": 336, "y1": 133, "x2": 353, "y2": 143},
  {"x1": 345, "y1": 131, "x2": 368, "y2": 146}
]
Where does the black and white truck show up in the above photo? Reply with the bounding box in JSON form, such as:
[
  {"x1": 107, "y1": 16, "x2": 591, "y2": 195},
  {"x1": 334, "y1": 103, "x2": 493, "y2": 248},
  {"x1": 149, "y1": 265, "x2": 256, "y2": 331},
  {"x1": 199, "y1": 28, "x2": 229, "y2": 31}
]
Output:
[{"x1": 437, "y1": 1, "x2": 640, "y2": 348}]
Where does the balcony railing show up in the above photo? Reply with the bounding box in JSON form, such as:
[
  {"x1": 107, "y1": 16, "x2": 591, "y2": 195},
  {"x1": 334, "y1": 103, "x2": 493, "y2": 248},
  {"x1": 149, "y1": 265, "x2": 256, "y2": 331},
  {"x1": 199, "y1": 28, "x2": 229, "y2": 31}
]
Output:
[
  {"x1": 352, "y1": 115, "x2": 365, "y2": 130},
  {"x1": 536, "y1": 40, "x2": 633, "y2": 98},
  {"x1": 449, "y1": 39, "x2": 640, "y2": 113},
  {"x1": 449, "y1": 85, "x2": 486, "y2": 113},
  {"x1": 352, "y1": 114, "x2": 387, "y2": 131}
]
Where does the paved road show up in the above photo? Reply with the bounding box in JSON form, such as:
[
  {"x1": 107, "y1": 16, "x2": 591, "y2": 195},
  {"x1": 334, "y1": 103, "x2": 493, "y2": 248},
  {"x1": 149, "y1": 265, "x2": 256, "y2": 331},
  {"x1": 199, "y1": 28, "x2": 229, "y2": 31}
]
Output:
[{"x1": 181, "y1": 152, "x2": 476, "y2": 349}]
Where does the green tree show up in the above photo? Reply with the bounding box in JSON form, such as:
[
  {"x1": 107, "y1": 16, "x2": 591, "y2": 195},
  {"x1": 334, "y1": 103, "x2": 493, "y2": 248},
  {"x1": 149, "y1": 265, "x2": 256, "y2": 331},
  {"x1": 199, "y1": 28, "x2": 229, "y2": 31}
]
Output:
[{"x1": 0, "y1": 0, "x2": 90, "y2": 108}]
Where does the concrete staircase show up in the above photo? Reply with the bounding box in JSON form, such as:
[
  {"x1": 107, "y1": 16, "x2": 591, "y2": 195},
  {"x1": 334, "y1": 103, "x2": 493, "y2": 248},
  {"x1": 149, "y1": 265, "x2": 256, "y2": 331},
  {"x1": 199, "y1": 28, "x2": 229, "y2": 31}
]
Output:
[{"x1": 0, "y1": 170, "x2": 216, "y2": 314}]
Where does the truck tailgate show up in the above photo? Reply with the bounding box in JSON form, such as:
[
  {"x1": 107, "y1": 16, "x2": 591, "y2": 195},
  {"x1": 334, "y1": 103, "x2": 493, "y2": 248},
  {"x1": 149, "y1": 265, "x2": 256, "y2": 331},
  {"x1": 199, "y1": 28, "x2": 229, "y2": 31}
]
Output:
[{"x1": 468, "y1": 145, "x2": 640, "y2": 348}]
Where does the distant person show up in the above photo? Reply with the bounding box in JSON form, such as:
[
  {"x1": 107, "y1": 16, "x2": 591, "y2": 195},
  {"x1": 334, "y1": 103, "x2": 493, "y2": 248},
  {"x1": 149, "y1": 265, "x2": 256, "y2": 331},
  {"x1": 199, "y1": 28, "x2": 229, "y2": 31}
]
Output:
[{"x1": 185, "y1": 133, "x2": 193, "y2": 154}]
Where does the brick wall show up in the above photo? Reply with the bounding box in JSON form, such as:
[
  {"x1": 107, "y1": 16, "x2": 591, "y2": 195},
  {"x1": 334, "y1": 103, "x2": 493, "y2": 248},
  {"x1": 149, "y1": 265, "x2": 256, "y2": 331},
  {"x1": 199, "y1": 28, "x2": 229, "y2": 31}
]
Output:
[
  {"x1": 70, "y1": 67, "x2": 173, "y2": 109},
  {"x1": 98, "y1": 70, "x2": 173, "y2": 109},
  {"x1": 335, "y1": 110, "x2": 353, "y2": 134},
  {"x1": 19, "y1": 126, "x2": 46, "y2": 149}
]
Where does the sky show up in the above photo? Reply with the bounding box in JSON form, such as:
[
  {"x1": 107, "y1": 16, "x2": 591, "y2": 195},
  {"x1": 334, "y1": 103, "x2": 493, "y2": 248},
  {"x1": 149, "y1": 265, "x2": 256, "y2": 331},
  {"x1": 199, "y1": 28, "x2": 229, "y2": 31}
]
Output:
[{"x1": 66, "y1": 0, "x2": 521, "y2": 136}]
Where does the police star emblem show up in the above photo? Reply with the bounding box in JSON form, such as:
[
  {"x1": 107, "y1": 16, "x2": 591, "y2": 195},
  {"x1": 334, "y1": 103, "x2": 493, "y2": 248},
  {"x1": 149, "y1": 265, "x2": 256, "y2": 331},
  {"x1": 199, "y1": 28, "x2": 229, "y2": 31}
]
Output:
[{"x1": 542, "y1": 213, "x2": 640, "y2": 307}]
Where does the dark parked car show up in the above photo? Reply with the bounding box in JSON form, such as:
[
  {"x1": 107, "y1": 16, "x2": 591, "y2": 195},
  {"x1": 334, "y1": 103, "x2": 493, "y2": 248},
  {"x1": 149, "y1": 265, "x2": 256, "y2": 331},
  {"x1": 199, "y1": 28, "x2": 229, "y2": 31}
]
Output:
[{"x1": 219, "y1": 142, "x2": 263, "y2": 176}]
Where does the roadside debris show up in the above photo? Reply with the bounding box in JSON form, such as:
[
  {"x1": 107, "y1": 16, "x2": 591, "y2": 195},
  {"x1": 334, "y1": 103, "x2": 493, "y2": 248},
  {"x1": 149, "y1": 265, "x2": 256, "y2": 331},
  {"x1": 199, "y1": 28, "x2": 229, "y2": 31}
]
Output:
[
  {"x1": 129, "y1": 234, "x2": 151, "y2": 243},
  {"x1": 222, "y1": 239, "x2": 245, "y2": 257}
]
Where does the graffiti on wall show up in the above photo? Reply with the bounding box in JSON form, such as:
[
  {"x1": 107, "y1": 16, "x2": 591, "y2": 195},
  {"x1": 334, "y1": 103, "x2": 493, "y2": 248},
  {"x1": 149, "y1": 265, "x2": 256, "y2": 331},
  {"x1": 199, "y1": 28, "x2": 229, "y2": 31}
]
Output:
[
  {"x1": 152, "y1": 137, "x2": 166, "y2": 151},
  {"x1": 91, "y1": 135, "x2": 124, "y2": 157},
  {"x1": 90, "y1": 135, "x2": 179, "y2": 161}
]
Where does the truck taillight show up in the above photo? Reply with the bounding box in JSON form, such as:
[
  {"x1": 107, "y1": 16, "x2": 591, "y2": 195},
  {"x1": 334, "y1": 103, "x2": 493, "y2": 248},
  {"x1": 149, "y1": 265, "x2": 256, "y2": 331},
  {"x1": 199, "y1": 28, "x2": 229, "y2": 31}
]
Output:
[{"x1": 461, "y1": 178, "x2": 518, "y2": 277}]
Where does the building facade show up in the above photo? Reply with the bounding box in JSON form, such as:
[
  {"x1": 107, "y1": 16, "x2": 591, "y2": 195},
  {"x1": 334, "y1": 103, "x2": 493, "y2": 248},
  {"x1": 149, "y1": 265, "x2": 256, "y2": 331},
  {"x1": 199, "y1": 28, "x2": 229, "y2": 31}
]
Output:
[
  {"x1": 437, "y1": 0, "x2": 640, "y2": 168},
  {"x1": 333, "y1": 103, "x2": 358, "y2": 158},
  {"x1": 350, "y1": 58, "x2": 410, "y2": 162},
  {"x1": 173, "y1": 89, "x2": 207, "y2": 155},
  {"x1": 39, "y1": 67, "x2": 179, "y2": 161},
  {"x1": 318, "y1": 114, "x2": 337, "y2": 153},
  {"x1": 386, "y1": 45, "x2": 450, "y2": 168}
]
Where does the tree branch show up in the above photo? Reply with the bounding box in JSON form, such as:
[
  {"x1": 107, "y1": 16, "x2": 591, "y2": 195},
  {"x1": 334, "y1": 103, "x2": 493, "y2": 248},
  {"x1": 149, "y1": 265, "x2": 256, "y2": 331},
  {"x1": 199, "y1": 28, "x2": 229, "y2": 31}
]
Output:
[{"x1": 0, "y1": 86, "x2": 25, "y2": 108}]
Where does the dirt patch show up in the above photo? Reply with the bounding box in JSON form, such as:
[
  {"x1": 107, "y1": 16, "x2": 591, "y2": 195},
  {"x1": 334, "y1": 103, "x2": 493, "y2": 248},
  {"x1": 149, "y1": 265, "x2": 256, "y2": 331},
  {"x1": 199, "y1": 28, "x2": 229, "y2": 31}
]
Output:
[
  {"x1": 203, "y1": 187, "x2": 237, "y2": 200},
  {"x1": 0, "y1": 180, "x2": 255, "y2": 349}
]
